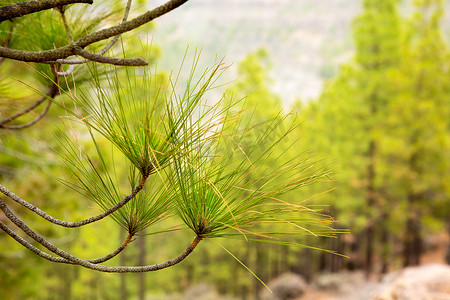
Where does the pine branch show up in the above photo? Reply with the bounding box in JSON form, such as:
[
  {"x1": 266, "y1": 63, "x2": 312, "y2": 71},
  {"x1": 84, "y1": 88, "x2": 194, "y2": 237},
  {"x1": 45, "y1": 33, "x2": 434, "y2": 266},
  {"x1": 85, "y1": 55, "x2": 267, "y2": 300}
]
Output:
[
  {"x1": 0, "y1": 0, "x2": 93, "y2": 23},
  {"x1": 54, "y1": 0, "x2": 134, "y2": 68},
  {"x1": 0, "y1": 83, "x2": 58, "y2": 127},
  {"x1": 0, "y1": 198, "x2": 202, "y2": 272},
  {"x1": 88, "y1": 233, "x2": 134, "y2": 264},
  {"x1": 0, "y1": 0, "x2": 189, "y2": 64},
  {"x1": 73, "y1": 47, "x2": 147, "y2": 66},
  {"x1": 0, "y1": 220, "x2": 134, "y2": 265},
  {"x1": 0, "y1": 175, "x2": 148, "y2": 227},
  {"x1": 0, "y1": 99, "x2": 52, "y2": 130}
]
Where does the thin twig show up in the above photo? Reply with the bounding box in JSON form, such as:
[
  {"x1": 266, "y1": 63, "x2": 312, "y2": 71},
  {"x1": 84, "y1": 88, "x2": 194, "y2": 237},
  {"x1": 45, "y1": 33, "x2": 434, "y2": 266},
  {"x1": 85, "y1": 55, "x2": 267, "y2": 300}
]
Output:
[
  {"x1": 0, "y1": 198, "x2": 202, "y2": 272},
  {"x1": 55, "y1": 64, "x2": 74, "y2": 77},
  {"x1": 0, "y1": 176, "x2": 148, "y2": 227},
  {"x1": 55, "y1": 0, "x2": 134, "y2": 67},
  {"x1": 1, "y1": 98, "x2": 53, "y2": 130},
  {"x1": 0, "y1": 220, "x2": 134, "y2": 264},
  {"x1": 0, "y1": 83, "x2": 58, "y2": 127},
  {"x1": 58, "y1": 6, "x2": 73, "y2": 43},
  {"x1": 74, "y1": 47, "x2": 147, "y2": 66},
  {"x1": 99, "y1": 0, "x2": 133, "y2": 55},
  {"x1": 88, "y1": 233, "x2": 134, "y2": 264}
]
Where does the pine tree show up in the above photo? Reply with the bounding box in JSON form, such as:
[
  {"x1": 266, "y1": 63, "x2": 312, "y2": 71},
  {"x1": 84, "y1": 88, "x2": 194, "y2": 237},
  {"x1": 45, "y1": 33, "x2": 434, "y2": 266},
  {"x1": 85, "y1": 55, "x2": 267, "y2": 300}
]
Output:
[
  {"x1": 384, "y1": 0, "x2": 450, "y2": 266},
  {"x1": 352, "y1": 0, "x2": 402, "y2": 276},
  {"x1": 299, "y1": 0, "x2": 402, "y2": 276},
  {"x1": 0, "y1": 2, "x2": 335, "y2": 294}
]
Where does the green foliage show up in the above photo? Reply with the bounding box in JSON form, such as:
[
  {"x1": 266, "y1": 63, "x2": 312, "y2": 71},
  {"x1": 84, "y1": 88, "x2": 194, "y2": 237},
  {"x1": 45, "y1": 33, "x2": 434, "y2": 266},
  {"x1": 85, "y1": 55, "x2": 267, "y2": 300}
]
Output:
[
  {"x1": 353, "y1": 0, "x2": 401, "y2": 68},
  {"x1": 384, "y1": 0, "x2": 450, "y2": 221},
  {"x1": 63, "y1": 57, "x2": 224, "y2": 177},
  {"x1": 4, "y1": 0, "x2": 449, "y2": 297},
  {"x1": 296, "y1": 0, "x2": 450, "y2": 270},
  {"x1": 49, "y1": 48, "x2": 334, "y2": 245},
  {"x1": 172, "y1": 110, "x2": 330, "y2": 239}
]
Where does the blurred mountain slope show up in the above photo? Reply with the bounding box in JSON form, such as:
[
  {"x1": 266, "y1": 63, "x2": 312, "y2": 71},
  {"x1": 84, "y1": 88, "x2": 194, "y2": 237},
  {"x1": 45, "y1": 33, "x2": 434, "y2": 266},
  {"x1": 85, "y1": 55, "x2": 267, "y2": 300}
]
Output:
[{"x1": 151, "y1": 0, "x2": 449, "y2": 105}]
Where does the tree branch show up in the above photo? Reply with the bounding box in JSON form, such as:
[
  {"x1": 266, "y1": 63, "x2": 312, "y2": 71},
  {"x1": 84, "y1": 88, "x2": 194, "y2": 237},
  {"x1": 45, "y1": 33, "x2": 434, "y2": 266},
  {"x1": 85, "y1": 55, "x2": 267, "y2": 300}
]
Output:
[
  {"x1": 0, "y1": 0, "x2": 93, "y2": 23},
  {"x1": 0, "y1": 176, "x2": 148, "y2": 227},
  {"x1": 74, "y1": 47, "x2": 147, "y2": 66},
  {"x1": 0, "y1": 198, "x2": 202, "y2": 272},
  {"x1": 54, "y1": 0, "x2": 134, "y2": 68},
  {"x1": 76, "y1": 0, "x2": 188, "y2": 48},
  {"x1": 0, "y1": 84, "x2": 58, "y2": 126},
  {"x1": 88, "y1": 233, "x2": 134, "y2": 264},
  {"x1": 0, "y1": 220, "x2": 134, "y2": 264},
  {"x1": 0, "y1": 0, "x2": 189, "y2": 63},
  {"x1": 0, "y1": 98, "x2": 53, "y2": 130},
  {"x1": 58, "y1": 6, "x2": 73, "y2": 43}
]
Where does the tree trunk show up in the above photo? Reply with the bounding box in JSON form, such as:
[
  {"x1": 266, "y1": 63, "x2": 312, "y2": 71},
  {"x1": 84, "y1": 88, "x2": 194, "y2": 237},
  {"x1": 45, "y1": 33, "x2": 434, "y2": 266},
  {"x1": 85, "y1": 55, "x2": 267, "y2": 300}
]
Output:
[
  {"x1": 138, "y1": 233, "x2": 146, "y2": 300},
  {"x1": 445, "y1": 221, "x2": 450, "y2": 265},
  {"x1": 402, "y1": 196, "x2": 422, "y2": 267},
  {"x1": 120, "y1": 230, "x2": 128, "y2": 300},
  {"x1": 380, "y1": 210, "x2": 390, "y2": 274},
  {"x1": 403, "y1": 147, "x2": 423, "y2": 267},
  {"x1": 253, "y1": 243, "x2": 264, "y2": 300},
  {"x1": 365, "y1": 139, "x2": 377, "y2": 278},
  {"x1": 281, "y1": 245, "x2": 289, "y2": 274}
]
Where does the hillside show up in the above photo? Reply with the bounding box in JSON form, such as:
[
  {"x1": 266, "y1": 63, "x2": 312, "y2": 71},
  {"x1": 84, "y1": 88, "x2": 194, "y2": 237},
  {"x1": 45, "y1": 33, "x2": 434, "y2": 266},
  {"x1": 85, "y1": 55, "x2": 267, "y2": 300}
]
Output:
[{"x1": 151, "y1": 0, "x2": 450, "y2": 105}]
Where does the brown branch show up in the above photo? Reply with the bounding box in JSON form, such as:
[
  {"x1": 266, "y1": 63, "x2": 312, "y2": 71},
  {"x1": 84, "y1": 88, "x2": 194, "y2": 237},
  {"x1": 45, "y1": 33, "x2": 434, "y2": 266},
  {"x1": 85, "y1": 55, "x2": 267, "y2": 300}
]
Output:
[
  {"x1": 88, "y1": 233, "x2": 134, "y2": 264},
  {"x1": 0, "y1": 84, "x2": 58, "y2": 127},
  {"x1": 0, "y1": 0, "x2": 93, "y2": 23},
  {"x1": 55, "y1": 0, "x2": 134, "y2": 67},
  {"x1": 0, "y1": 175, "x2": 148, "y2": 227},
  {"x1": 0, "y1": 219, "x2": 69, "y2": 263},
  {"x1": 98, "y1": 0, "x2": 133, "y2": 56},
  {"x1": 74, "y1": 47, "x2": 147, "y2": 66},
  {"x1": 0, "y1": 198, "x2": 202, "y2": 272},
  {"x1": 0, "y1": 0, "x2": 189, "y2": 63},
  {"x1": 58, "y1": 6, "x2": 73, "y2": 43},
  {"x1": 0, "y1": 220, "x2": 134, "y2": 265},
  {"x1": 1, "y1": 98, "x2": 52, "y2": 130},
  {"x1": 75, "y1": 0, "x2": 189, "y2": 48},
  {"x1": 0, "y1": 82, "x2": 58, "y2": 129}
]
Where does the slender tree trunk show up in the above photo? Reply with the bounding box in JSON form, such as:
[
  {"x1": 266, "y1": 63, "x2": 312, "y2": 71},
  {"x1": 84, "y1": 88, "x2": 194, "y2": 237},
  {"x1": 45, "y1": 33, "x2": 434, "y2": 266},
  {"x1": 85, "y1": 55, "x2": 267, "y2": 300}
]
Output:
[
  {"x1": 271, "y1": 250, "x2": 277, "y2": 278},
  {"x1": 334, "y1": 234, "x2": 345, "y2": 273},
  {"x1": 365, "y1": 78, "x2": 381, "y2": 278},
  {"x1": 304, "y1": 248, "x2": 313, "y2": 282},
  {"x1": 281, "y1": 245, "x2": 289, "y2": 274},
  {"x1": 365, "y1": 139, "x2": 377, "y2": 278},
  {"x1": 318, "y1": 236, "x2": 327, "y2": 272},
  {"x1": 403, "y1": 147, "x2": 423, "y2": 267},
  {"x1": 241, "y1": 243, "x2": 251, "y2": 300},
  {"x1": 403, "y1": 195, "x2": 422, "y2": 267},
  {"x1": 346, "y1": 232, "x2": 360, "y2": 270},
  {"x1": 445, "y1": 221, "x2": 450, "y2": 265},
  {"x1": 380, "y1": 210, "x2": 390, "y2": 274},
  {"x1": 138, "y1": 233, "x2": 146, "y2": 300},
  {"x1": 253, "y1": 243, "x2": 264, "y2": 300},
  {"x1": 120, "y1": 230, "x2": 128, "y2": 300}
]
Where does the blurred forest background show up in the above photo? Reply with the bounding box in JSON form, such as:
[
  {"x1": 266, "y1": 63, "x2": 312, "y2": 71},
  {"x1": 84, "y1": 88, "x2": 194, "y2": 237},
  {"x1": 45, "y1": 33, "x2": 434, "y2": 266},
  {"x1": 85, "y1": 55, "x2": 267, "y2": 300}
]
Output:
[{"x1": 1, "y1": 0, "x2": 449, "y2": 299}]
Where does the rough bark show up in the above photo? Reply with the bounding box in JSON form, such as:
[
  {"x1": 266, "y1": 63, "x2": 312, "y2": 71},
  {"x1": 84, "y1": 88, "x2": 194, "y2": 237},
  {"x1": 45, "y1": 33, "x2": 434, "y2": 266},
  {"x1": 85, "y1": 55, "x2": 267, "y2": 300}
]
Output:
[
  {"x1": 0, "y1": 199, "x2": 203, "y2": 272},
  {"x1": 0, "y1": 0, "x2": 93, "y2": 23},
  {"x1": 0, "y1": 175, "x2": 147, "y2": 227},
  {"x1": 0, "y1": 0, "x2": 189, "y2": 64}
]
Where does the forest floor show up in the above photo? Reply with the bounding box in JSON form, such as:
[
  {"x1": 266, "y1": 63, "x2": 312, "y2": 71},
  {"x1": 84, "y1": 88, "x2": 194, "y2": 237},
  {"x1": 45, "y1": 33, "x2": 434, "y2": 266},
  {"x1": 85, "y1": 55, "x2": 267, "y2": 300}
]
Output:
[{"x1": 296, "y1": 233, "x2": 449, "y2": 300}]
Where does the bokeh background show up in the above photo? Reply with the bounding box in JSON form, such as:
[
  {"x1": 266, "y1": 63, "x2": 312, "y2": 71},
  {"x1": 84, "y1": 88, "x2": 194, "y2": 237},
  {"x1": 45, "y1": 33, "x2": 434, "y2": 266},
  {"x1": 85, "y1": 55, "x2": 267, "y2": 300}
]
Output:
[{"x1": 1, "y1": 0, "x2": 449, "y2": 299}]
